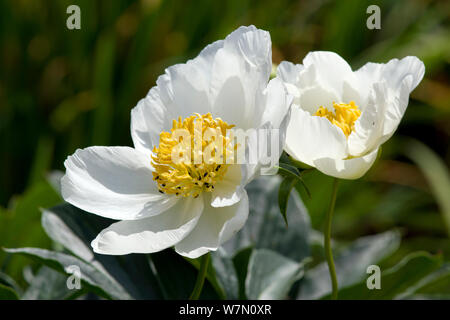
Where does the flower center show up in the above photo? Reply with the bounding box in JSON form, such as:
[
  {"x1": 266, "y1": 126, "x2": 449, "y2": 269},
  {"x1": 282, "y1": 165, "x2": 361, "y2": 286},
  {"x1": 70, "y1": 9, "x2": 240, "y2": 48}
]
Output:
[
  {"x1": 314, "y1": 101, "x2": 361, "y2": 137},
  {"x1": 151, "y1": 113, "x2": 235, "y2": 198}
]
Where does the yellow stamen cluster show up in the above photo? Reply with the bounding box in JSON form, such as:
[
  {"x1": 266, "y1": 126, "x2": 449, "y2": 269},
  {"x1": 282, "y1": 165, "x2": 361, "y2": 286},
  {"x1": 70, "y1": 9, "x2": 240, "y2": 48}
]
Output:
[
  {"x1": 151, "y1": 113, "x2": 235, "y2": 198},
  {"x1": 314, "y1": 101, "x2": 361, "y2": 137}
]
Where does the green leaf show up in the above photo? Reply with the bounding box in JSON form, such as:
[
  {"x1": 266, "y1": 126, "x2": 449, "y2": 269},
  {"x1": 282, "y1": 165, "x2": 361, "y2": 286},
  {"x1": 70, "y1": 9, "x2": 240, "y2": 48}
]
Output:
[
  {"x1": 184, "y1": 253, "x2": 227, "y2": 299},
  {"x1": 150, "y1": 249, "x2": 219, "y2": 300},
  {"x1": 0, "y1": 271, "x2": 22, "y2": 296},
  {"x1": 336, "y1": 252, "x2": 442, "y2": 300},
  {"x1": 403, "y1": 138, "x2": 450, "y2": 236},
  {"x1": 41, "y1": 202, "x2": 223, "y2": 300},
  {"x1": 184, "y1": 248, "x2": 239, "y2": 299},
  {"x1": 22, "y1": 266, "x2": 74, "y2": 300},
  {"x1": 233, "y1": 247, "x2": 253, "y2": 300},
  {"x1": 397, "y1": 263, "x2": 450, "y2": 298},
  {"x1": 225, "y1": 175, "x2": 311, "y2": 262},
  {"x1": 0, "y1": 283, "x2": 19, "y2": 300},
  {"x1": 246, "y1": 249, "x2": 307, "y2": 300},
  {"x1": 0, "y1": 178, "x2": 61, "y2": 280},
  {"x1": 41, "y1": 207, "x2": 95, "y2": 262},
  {"x1": 278, "y1": 176, "x2": 297, "y2": 227},
  {"x1": 297, "y1": 230, "x2": 401, "y2": 299},
  {"x1": 211, "y1": 248, "x2": 239, "y2": 300},
  {"x1": 41, "y1": 203, "x2": 162, "y2": 299},
  {"x1": 4, "y1": 247, "x2": 131, "y2": 300},
  {"x1": 277, "y1": 163, "x2": 311, "y2": 198}
]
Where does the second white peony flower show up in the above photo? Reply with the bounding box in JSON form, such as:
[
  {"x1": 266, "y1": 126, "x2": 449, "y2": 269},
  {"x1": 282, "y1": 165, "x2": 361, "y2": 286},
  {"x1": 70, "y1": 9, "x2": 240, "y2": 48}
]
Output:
[
  {"x1": 61, "y1": 26, "x2": 291, "y2": 258},
  {"x1": 277, "y1": 51, "x2": 425, "y2": 179}
]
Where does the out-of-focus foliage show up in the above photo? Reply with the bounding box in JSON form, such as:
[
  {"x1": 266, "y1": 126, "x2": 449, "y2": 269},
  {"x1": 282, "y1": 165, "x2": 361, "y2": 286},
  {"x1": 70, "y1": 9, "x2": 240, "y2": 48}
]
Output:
[
  {"x1": 5, "y1": 176, "x2": 450, "y2": 300},
  {"x1": 0, "y1": 0, "x2": 449, "y2": 298}
]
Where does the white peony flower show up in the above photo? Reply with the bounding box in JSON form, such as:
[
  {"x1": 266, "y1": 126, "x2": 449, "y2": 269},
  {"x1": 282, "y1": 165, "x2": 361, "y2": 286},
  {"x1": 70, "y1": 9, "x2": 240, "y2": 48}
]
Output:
[
  {"x1": 61, "y1": 26, "x2": 292, "y2": 258},
  {"x1": 277, "y1": 51, "x2": 425, "y2": 179}
]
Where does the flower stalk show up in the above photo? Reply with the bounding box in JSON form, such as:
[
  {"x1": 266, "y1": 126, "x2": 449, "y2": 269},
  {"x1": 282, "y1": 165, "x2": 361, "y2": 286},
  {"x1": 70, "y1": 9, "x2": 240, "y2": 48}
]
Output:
[
  {"x1": 324, "y1": 178, "x2": 339, "y2": 300},
  {"x1": 189, "y1": 253, "x2": 210, "y2": 300}
]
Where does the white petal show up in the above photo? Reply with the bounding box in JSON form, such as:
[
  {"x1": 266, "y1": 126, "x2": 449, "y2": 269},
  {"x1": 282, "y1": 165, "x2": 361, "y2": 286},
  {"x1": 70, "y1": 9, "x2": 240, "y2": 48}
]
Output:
[
  {"x1": 211, "y1": 26, "x2": 272, "y2": 129},
  {"x1": 223, "y1": 25, "x2": 272, "y2": 81},
  {"x1": 259, "y1": 77, "x2": 293, "y2": 128},
  {"x1": 277, "y1": 61, "x2": 303, "y2": 85},
  {"x1": 175, "y1": 192, "x2": 249, "y2": 258},
  {"x1": 354, "y1": 62, "x2": 384, "y2": 106},
  {"x1": 285, "y1": 107, "x2": 347, "y2": 166},
  {"x1": 381, "y1": 76, "x2": 414, "y2": 141},
  {"x1": 153, "y1": 68, "x2": 210, "y2": 126},
  {"x1": 354, "y1": 56, "x2": 424, "y2": 108},
  {"x1": 302, "y1": 51, "x2": 354, "y2": 96},
  {"x1": 211, "y1": 164, "x2": 244, "y2": 207},
  {"x1": 130, "y1": 88, "x2": 167, "y2": 155},
  {"x1": 164, "y1": 62, "x2": 212, "y2": 116},
  {"x1": 297, "y1": 64, "x2": 318, "y2": 88},
  {"x1": 381, "y1": 57, "x2": 425, "y2": 139},
  {"x1": 240, "y1": 113, "x2": 291, "y2": 183},
  {"x1": 342, "y1": 80, "x2": 364, "y2": 109},
  {"x1": 61, "y1": 147, "x2": 178, "y2": 220},
  {"x1": 314, "y1": 148, "x2": 379, "y2": 180},
  {"x1": 91, "y1": 195, "x2": 204, "y2": 255},
  {"x1": 212, "y1": 66, "x2": 248, "y2": 128},
  {"x1": 297, "y1": 85, "x2": 339, "y2": 115},
  {"x1": 382, "y1": 56, "x2": 425, "y2": 93},
  {"x1": 347, "y1": 82, "x2": 388, "y2": 156}
]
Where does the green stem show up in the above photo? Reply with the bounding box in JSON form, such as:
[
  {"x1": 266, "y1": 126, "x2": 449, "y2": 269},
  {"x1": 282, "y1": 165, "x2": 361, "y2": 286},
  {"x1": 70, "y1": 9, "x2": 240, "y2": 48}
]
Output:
[
  {"x1": 189, "y1": 253, "x2": 210, "y2": 300},
  {"x1": 324, "y1": 178, "x2": 339, "y2": 300}
]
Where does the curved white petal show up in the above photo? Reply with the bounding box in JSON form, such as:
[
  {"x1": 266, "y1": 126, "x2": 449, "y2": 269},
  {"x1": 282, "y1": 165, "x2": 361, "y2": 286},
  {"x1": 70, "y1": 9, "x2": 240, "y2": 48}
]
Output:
[
  {"x1": 302, "y1": 51, "x2": 355, "y2": 96},
  {"x1": 277, "y1": 61, "x2": 303, "y2": 85},
  {"x1": 354, "y1": 62, "x2": 384, "y2": 106},
  {"x1": 61, "y1": 146, "x2": 178, "y2": 220},
  {"x1": 297, "y1": 85, "x2": 339, "y2": 115},
  {"x1": 211, "y1": 26, "x2": 272, "y2": 130},
  {"x1": 285, "y1": 107, "x2": 347, "y2": 166},
  {"x1": 259, "y1": 77, "x2": 293, "y2": 129},
  {"x1": 240, "y1": 109, "x2": 291, "y2": 183},
  {"x1": 355, "y1": 56, "x2": 424, "y2": 108},
  {"x1": 223, "y1": 25, "x2": 272, "y2": 81},
  {"x1": 91, "y1": 195, "x2": 204, "y2": 255},
  {"x1": 380, "y1": 57, "x2": 425, "y2": 139},
  {"x1": 211, "y1": 164, "x2": 244, "y2": 208},
  {"x1": 130, "y1": 88, "x2": 167, "y2": 155},
  {"x1": 213, "y1": 69, "x2": 248, "y2": 128},
  {"x1": 348, "y1": 82, "x2": 388, "y2": 156},
  {"x1": 382, "y1": 56, "x2": 425, "y2": 94},
  {"x1": 163, "y1": 62, "x2": 212, "y2": 117},
  {"x1": 380, "y1": 76, "x2": 415, "y2": 142},
  {"x1": 342, "y1": 80, "x2": 364, "y2": 109},
  {"x1": 131, "y1": 40, "x2": 226, "y2": 149},
  {"x1": 152, "y1": 68, "x2": 210, "y2": 127},
  {"x1": 314, "y1": 147, "x2": 379, "y2": 180},
  {"x1": 175, "y1": 192, "x2": 249, "y2": 258}
]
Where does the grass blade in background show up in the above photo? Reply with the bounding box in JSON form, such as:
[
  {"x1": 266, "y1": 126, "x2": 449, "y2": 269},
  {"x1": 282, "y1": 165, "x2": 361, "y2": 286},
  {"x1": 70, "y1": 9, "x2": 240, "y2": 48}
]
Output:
[
  {"x1": 297, "y1": 230, "x2": 401, "y2": 299},
  {"x1": 403, "y1": 138, "x2": 450, "y2": 236}
]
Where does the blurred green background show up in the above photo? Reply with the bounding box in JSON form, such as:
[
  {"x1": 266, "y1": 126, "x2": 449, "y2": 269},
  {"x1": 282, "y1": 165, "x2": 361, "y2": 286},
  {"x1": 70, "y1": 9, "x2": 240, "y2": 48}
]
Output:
[{"x1": 0, "y1": 0, "x2": 449, "y2": 285}]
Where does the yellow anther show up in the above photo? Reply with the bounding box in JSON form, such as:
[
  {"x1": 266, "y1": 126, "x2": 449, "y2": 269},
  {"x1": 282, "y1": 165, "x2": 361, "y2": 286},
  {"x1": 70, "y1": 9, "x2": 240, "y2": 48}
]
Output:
[
  {"x1": 314, "y1": 101, "x2": 361, "y2": 137},
  {"x1": 151, "y1": 113, "x2": 235, "y2": 197}
]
